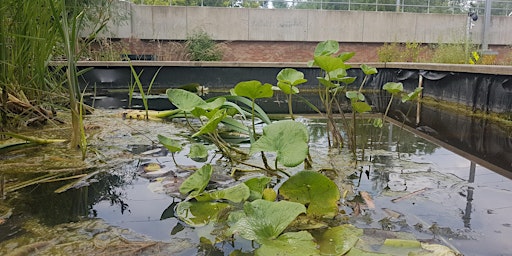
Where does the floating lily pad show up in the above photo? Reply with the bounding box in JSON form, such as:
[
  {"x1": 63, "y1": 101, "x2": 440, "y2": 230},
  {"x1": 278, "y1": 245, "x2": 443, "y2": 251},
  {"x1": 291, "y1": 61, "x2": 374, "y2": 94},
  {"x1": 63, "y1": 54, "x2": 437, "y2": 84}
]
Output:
[
  {"x1": 195, "y1": 183, "x2": 250, "y2": 203},
  {"x1": 188, "y1": 143, "x2": 209, "y2": 162},
  {"x1": 229, "y1": 199, "x2": 306, "y2": 243},
  {"x1": 244, "y1": 176, "x2": 272, "y2": 201},
  {"x1": 318, "y1": 224, "x2": 364, "y2": 255},
  {"x1": 255, "y1": 231, "x2": 320, "y2": 256},
  {"x1": 250, "y1": 120, "x2": 309, "y2": 167},
  {"x1": 175, "y1": 201, "x2": 230, "y2": 227},
  {"x1": 279, "y1": 171, "x2": 340, "y2": 218}
]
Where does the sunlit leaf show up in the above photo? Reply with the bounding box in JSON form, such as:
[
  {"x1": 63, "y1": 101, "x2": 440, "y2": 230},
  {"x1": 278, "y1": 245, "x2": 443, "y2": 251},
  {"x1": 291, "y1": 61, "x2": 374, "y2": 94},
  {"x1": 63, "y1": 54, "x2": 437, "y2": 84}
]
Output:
[
  {"x1": 318, "y1": 225, "x2": 364, "y2": 255},
  {"x1": 340, "y1": 76, "x2": 357, "y2": 85},
  {"x1": 346, "y1": 91, "x2": 365, "y2": 101},
  {"x1": 383, "y1": 82, "x2": 404, "y2": 95},
  {"x1": 175, "y1": 201, "x2": 230, "y2": 227},
  {"x1": 373, "y1": 118, "x2": 383, "y2": 128},
  {"x1": 249, "y1": 120, "x2": 309, "y2": 167},
  {"x1": 188, "y1": 143, "x2": 208, "y2": 162},
  {"x1": 352, "y1": 101, "x2": 372, "y2": 113},
  {"x1": 195, "y1": 183, "x2": 251, "y2": 203},
  {"x1": 192, "y1": 109, "x2": 227, "y2": 137},
  {"x1": 314, "y1": 40, "x2": 339, "y2": 56},
  {"x1": 383, "y1": 239, "x2": 421, "y2": 248},
  {"x1": 179, "y1": 164, "x2": 213, "y2": 197},
  {"x1": 229, "y1": 199, "x2": 306, "y2": 243},
  {"x1": 166, "y1": 88, "x2": 206, "y2": 112},
  {"x1": 157, "y1": 134, "x2": 182, "y2": 153},
  {"x1": 328, "y1": 68, "x2": 348, "y2": 81},
  {"x1": 401, "y1": 87, "x2": 423, "y2": 102},
  {"x1": 255, "y1": 231, "x2": 320, "y2": 256},
  {"x1": 233, "y1": 80, "x2": 274, "y2": 100},
  {"x1": 317, "y1": 77, "x2": 338, "y2": 88},
  {"x1": 277, "y1": 81, "x2": 300, "y2": 94},
  {"x1": 338, "y1": 51, "x2": 355, "y2": 62},
  {"x1": 314, "y1": 55, "x2": 350, "y2": 73},
  {"x1": 244, "y1": 176, "x2": 272, "y2": 201},
  {"x1": 279, "y1": 171, "x2": 340, "y2": 218},
  {"x1": 361, "y1": 64, "x2": 378, "y2": 75},
  {"x1": 277, "y1": 68, "x2": 307, "y2": 87}
]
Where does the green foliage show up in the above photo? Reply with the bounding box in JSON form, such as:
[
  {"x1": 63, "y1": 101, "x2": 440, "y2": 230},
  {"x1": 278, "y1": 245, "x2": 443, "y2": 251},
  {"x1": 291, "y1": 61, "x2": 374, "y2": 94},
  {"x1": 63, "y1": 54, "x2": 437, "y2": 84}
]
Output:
[
  {"x1": 377, "y1": 41, "x2": 423, "y2": 62},
  {"x1": 279, "y1": 171, "x2": 340, "y2": 218},
  {"x1": 228, "y1": 199, "x2": 306, "y2": 243},
  {"x1": 250, "y1": 120, "x2": 309, "y2": 168},
  {"x1": 318, "y1": 225, "x2": 364, "y2": 255},
  {"x1": 430, "y1": 42, "x2": 472, "y2": 64},
  {"x1": 175, "y1": 201, "x2": 230, "y2": 226},
  {"x1": 179, "y1": 164, "x2": 213, "y2": 197},
  {"x1": 185, "y1": 30, "x2": 223, "y2": 61}
]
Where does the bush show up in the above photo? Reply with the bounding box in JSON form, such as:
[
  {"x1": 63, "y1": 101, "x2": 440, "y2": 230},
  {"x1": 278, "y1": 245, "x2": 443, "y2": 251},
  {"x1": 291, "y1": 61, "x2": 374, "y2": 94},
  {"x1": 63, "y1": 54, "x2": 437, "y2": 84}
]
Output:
[
  {"x1": 185, "y1": 30, "x2": 223, "y2": 61},
  {"x1": 429, "y1": 42, "x2": 472, "y2": 64},
  {"x1": 377, "y1": 42, "x2": 403, "y2": 62}
]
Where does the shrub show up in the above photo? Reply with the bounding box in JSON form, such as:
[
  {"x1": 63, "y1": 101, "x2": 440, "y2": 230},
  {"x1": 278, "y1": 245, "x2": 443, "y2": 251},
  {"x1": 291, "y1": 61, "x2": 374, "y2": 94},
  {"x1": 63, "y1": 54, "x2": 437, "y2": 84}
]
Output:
[
  {"x1": 185, "y1": 30, "x2": 223, "y2": 61},
  {"x1": 377, "y1": 42, "x2": 403, "y2": 62},
  {"x1": 429, "y1": 42, "x2": 472, "y2": 64}
]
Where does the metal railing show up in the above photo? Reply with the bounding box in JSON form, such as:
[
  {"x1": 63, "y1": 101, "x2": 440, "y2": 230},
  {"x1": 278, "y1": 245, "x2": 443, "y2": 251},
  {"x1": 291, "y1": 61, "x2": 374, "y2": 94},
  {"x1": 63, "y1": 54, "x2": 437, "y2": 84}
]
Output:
[{"x1": 131, "y1": 0, "x2": 512, "y2": 16}]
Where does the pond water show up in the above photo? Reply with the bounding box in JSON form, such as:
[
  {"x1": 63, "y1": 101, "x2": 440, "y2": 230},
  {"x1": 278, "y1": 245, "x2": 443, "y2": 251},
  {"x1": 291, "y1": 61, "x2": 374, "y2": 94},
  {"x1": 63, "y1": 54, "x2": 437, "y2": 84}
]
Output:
[{"x1": 1, "y1": 93, "x2": 512, "y2": 255}]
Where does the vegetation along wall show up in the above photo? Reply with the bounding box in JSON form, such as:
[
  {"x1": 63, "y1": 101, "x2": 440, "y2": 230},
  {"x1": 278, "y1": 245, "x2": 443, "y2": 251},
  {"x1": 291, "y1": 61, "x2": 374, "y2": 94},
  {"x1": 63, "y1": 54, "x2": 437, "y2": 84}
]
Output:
[{"x1": 89, "y1": 2, "x2": 512, "y2": 63}]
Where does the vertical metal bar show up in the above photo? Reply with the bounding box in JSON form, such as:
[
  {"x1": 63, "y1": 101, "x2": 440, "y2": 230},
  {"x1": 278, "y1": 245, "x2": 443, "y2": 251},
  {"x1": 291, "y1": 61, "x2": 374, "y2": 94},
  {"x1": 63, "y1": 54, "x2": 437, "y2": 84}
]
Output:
[
  {"x1": 396, "y1": 0, "x2": 400, "y2": 12},
  {"x1": 482, "y1": 0, "x2": 492, "y2": 51}
]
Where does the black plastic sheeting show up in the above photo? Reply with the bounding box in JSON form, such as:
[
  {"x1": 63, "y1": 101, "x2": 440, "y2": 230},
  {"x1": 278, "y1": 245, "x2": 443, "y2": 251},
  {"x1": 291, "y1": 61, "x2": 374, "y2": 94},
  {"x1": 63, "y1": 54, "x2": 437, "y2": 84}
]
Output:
[{"x1": 78, "y1": 65, "x2": 512, "y2": 115}]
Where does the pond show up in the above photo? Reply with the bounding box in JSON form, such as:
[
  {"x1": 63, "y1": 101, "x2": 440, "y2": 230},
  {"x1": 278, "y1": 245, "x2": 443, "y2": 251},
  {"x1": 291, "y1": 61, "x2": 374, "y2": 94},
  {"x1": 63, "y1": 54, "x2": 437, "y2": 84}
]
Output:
[{"x1": 1, "y1": 90, "x2": 511, "y2": 255}]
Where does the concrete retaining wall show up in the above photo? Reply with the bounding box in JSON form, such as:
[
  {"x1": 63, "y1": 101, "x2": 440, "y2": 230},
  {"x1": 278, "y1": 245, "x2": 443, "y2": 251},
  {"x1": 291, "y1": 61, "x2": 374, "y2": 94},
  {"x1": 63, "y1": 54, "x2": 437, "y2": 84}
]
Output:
[{"x1": 97, "y1": 2, "x2": 512, "y2": 45}]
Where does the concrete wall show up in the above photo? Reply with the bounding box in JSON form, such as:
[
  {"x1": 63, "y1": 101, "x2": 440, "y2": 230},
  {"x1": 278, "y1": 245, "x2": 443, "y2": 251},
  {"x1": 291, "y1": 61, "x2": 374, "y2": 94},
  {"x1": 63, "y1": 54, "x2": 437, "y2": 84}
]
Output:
[{"x1": 98, "y1": 2, "x2": 512, "y2": 45}]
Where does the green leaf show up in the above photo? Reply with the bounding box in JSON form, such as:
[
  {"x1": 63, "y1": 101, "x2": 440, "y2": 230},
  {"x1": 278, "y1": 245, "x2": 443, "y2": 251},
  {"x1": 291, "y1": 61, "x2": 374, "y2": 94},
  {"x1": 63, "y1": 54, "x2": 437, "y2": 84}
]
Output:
[
  {"x1": 314, "y1": 55, "x2": 350, "y2": 73},
  {"x1": 229, "y1": 199, "x2": 306, "y2": 243},
  {"x1": 244, "y1": 176, "x2": 272, "y2": 201},
  {"x1": 249, "y1": 120, "x2": 309, "y2": 167},
  {"x1": 361, "y1": 64, "x2": 378, "y2": 75},
  {"x1": 337, "y1": 51, "x2": 355, "y2": 62},
  {"x1": 383, "y1": 239, "x2": 421, "y2": 248},
  {"x1": 255, "y1": 231, "x2": 320, "y2": 256},
  {"x1": 373, "y1": 118, "x2": 383, "y2": 128},
  {"x1": 179, "y1": 164, "x2": 213, "y2": 197},
  {"x1": 328, "y1": 68, "x2": 348, "y2": 82},
  {"x1": 224, "y1": 95, "x2": 271, "y2": 125},
  {"x1": 352, "y1": 101, "x2": 372, "y2": 113},
  {"x1": 195, "y1": 183, "x2": 251, "y2": 203},
  {"x1": 346, "y1": 90, "x2": 365, "y2": 101},
  {"x1": 157, "y1": 134, "x2": 182, "y2": 153},
  {"x1": 279, "y1": 171, "x2": 340, "y2": 218},
  {"x1": 188, "y1": 143, "x2": 208, "y2": 162},
  {"x1": 277, "y1": 81, "x2": 300, "y2": 95},
  {"x1": 340, "y1": 76, "x2": 357, "y2": 85},
  {"x1": 401, "y1": 87, "x2": 423, "y2": 102},
  {"x1": 318, "y1": 225, "x2": 364, "y2": 255},
  {"x1": 192, "y1": 109, "x2": 227, "y2": 137},
  {"x1": 166, "y1": 88, "x2": 207, "y2": 112},
  {"x1": 277, "y1": 68, "x2": 307, "y2": 87},
  {"x1": 317, "y1": 77, "x2": 338, "y2": 88},
  {"x1": 233, "y1": 80, "x2": 274, "y2": 100},
  {"x1": 314, "y1": 40, "x2": 339, "y2": 56},
  {"x1": 383, "y1": 82, "x2": 404, "y2": 95},
  {"x1": 175, "y1": 201, "x2": 230, "y2": 227}
]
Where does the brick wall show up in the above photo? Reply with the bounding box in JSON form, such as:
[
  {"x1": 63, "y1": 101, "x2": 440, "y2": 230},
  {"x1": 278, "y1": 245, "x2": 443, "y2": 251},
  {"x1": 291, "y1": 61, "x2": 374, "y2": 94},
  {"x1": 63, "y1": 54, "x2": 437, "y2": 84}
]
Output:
[{"x1": 89, "y1": 39, "x2": 512, "y2": 64}]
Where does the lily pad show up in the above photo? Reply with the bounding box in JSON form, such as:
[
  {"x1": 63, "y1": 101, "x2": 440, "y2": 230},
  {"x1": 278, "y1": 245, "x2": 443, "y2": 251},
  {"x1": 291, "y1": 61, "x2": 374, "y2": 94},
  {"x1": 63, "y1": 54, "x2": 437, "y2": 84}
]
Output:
[
  {"x1": 279, "y1": 171, "x2": 340, "y2": 218},
  {"x1": 314, "y1": 55, "x2": 350, "y2": 73},
  {"x1": 157, "y1": 134, "x2": 182, "y2": 153},
  {"x1": 188, "y1": 143, "x2": 209, "y2": 162},
  {"x1": 383, "y1": 82, "x2": 404, "y2": 95},
  {"x1": 195, "y1": 183, "x2": 251, "y2": 203},
  {"x1": 401, "y1": 87, "x2": 423, "y2": 103},
  {"x1": 175, "y1": 201, "x2": 230, "y2": 227},
  {"x1": 276, "y1": 68, "x2": 307, "y2": 94},
  {"x1": 229, "y1": 199, "x2": 306, "y2": 243},
  {"x1": 179, "y1": 164, "x2": 213, "y2": 197},
  {"x1": 192, "y1": 108, "x2": 227, "y2": 137},
  {"x1": 244, "y1": 176, "x2": 272, "y2": 201},
  {"x1": 318, "y1": 224, "x2": 364, "y2": 255},
  {"x1": 255, "y1": 231, "x2": 320, "y2": 256},
  {"x1": 249, "y1": 120, "x2": 309, "y2": 167},
  {"x1": 314, "y1": 40, "x2": 339, "y2": 57},
  {"x1": 232, "y1": 80, "x2": 274, "y2": 100},
  {"x1": 361, "y1": 64, "x2": 378, "y2": 75}
]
